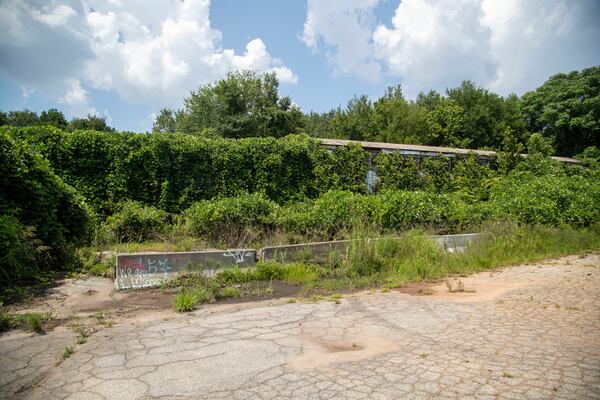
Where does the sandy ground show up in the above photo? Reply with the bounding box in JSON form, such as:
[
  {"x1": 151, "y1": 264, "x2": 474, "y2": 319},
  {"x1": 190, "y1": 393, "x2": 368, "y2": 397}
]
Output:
[{"x1": 1, "y1": 252, "x2": 599, "y2": 399}]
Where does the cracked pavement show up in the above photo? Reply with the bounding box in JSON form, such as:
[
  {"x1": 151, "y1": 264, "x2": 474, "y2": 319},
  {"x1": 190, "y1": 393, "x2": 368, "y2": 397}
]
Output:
[{"x1": 1, "y1": 253, "x2": 599, "y2": 399}]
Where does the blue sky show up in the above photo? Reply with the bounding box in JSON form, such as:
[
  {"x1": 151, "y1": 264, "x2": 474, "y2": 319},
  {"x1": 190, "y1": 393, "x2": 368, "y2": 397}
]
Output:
[{"x1": 1, "y1": 0, "x2": 599, "y2": 132}]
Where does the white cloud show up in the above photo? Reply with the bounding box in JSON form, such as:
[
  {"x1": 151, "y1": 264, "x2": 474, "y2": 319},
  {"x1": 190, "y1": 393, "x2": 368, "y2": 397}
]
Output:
[
  {"x1": 373, "y1": 0, "x2": 495, "y2": 95},
  {"x1": 302, "y1": 0, "x2": 381, "y2": 82},
  {"x1": 58, "y1": 79, "x2": 96, "y2": 116},
  {"x1": 302, "y1": 0, "x2": 600, "y2": 96},
  {"x1": 31, "y1": 4, "x2": 77, "y2": 27},
  {"x1": 0, "y1": 0, "x2": 298, "y2": 116},
  {"x1": 480, "y1": 0, "x2": 600, "y2": 94}
]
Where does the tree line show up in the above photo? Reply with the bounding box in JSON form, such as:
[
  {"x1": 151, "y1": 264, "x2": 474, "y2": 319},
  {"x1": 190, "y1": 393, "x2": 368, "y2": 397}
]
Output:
[
  {"x1": 0, "y1": 109, "x2": 114, "y2": 132},
  {"x1": 1, "y1": 67, "x2": 598, "y2": 157}
]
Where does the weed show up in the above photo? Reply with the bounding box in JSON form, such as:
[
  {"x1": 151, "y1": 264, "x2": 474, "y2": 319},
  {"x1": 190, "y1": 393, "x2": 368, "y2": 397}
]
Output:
[
  {"x1": 62, "y1": 346, "x2": 73, "y2": 359},
  {"x1": 564, "y1": 305, "x2": 581, "y2": 311},
  {"x1": 381, "y1": 288, "x2": 390, "y2": 293},
  {"x1": 419, "y1": 353, "x2": 428, "y2": 359},
  {"x1": 446, "y1": 279, "x2": 474, "y2": 293},
  {"x1": 216, "y1": 286, "x2": 241, "y2": 299},
  {"x1": 421, "y1": 287, "x2": 434, "y2": 296},
  {"x1": 329, "y1": 293, "x2": 342, "y2": 300},
  {"x1": 77, "y1": 336, "x2": 87, "y2": 345},
  {"x1": 173, "y1": 289, "x2": 197, "y2": 312},
  {"x1": 95, "y1": 311, "x2": 105, "y2": 322},
  {"x1": 287, "y1": 298, "x2": 297, "y2": 303},
  {"x1": 502, "y1": 372, "x2": 515, "y2": 378},
  {"x1": 22, "y1": 312, "x2": 53, "y2": 333},
  {"x1": 555, "y1": 303, "x2": 561, "y2": 309}
]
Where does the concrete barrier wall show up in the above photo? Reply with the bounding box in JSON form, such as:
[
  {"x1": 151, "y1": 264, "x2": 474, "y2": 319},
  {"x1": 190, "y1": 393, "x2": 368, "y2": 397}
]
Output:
[
  {"x1": 114, "y1": 233, "x2": 485, "y2": 290},
  {"x1": 259, "y1": 233, "x2": 485, "y2": 263},
  {"x1": 115, "y1": 249, "x2": 255, "y2": 290},
  {"x1": 258, "y1": 240, "x2": 350, "y2": 263},
  {"x1": 430, "y1": 233, "x2": 486, "y2": 253}
]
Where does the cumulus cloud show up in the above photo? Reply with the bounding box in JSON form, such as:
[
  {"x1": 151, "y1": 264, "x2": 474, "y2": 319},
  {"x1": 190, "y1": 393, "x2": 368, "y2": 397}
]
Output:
[
  {"x1": 302, "y1": 0, "x2": 600, "y2": 96},
  {"x1": 58, "y1": 79, "x2": 96, "y2": 116},
  {"x1": 302, "y1": 0, "x2": 381, "y2": 82},
  {"x1": 480, "y1": 0, "x2": 600, "y2": 94},
  {"x1": 0, "y1": 0, "x2": 298, "y2": 116},
  {"x1": 373, "y1": 0, "x2": 495, "y2": 95}
]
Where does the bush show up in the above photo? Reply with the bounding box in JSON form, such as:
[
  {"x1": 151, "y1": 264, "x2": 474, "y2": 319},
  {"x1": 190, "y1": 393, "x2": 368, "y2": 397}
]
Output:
[
  {"x1": 374, "y1": 190, "x2": 445, "y2": 231},
  {"x1": 101, "y1": 201, "x2": 168, "y2": 243},
  {"x1": 306, "y1": 190, "x2": 376, "y2": 236},
  {"x1": 0, "y1": 215, "x2": 38, "y2": 282},
  {"x1": 489, "y1": 170, "x2": 600, "y2": 227},
  {"x1": 0, "y1": 132, "x2": 90, "y2": 283},
  {"x1": 183, "y1": 192, "x2": 279, "y2": 243},
  {"x1": 374, "y1": 152, "x2": 423, "y2": 191},
  {"x1": 173, "y1": 288, "x2": 197, "y2": 312}
]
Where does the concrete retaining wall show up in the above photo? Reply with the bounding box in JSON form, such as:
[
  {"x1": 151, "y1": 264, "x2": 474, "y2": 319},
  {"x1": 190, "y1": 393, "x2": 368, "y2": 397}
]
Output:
[
  {"x1": 258, "y1": 240, "x2": 350, "y2": 263},
  {"x1": 115, "y1": 249, "x2": 255, "y2": 290},
  {"x1": 259, "y1": 233, "x2": 485, "y2": 263},
  {"x1": 114, "y1": 233, "x2": 485, "y2": 290}
]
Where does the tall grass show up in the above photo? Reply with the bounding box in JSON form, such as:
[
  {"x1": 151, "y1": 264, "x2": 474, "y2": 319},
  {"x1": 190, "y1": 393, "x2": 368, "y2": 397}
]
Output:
[
  {"x1": 344, "y1": 222, "x2": 600, "y2": 286},
  {"x1": 160, "y1": 222, "x2": 599, "y2": 309}
]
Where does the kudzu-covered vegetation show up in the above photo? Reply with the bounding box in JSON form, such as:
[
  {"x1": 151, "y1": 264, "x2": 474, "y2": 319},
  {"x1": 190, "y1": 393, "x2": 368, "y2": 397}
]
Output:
[
  {"x1": 1, "y1": 66, "x2": 600, "y2": 290},
  {"x1": 2, "y1": 122, "x2": 599, "y2": 288}
]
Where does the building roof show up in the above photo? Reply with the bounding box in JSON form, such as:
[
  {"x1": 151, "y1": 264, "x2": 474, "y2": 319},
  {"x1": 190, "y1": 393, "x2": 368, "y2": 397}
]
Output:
[{"x1": 317, "y1": 138, "x2": 582, "y2": 164}]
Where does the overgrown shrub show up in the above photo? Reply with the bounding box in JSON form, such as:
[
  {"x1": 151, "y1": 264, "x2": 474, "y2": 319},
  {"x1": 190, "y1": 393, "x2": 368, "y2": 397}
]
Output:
[
  {"x1": 0, "y1": 215, "x2": 38, "y2": 282},
  {"x1": 100, "y1": 201, "x2": 168, "y2": 243},
  {"x1": 374, "y1": 190, "x2": 445, "y2": 231},
  {"x1": 374, "y1": 152, "x2": 423, "y2": 191},
  {"x1": 489, "y1": 170, "x2": 600, "y2": 227},
  {"x1": 183, "y1": 192, "x2": 279, "y2": 243},
  {"x1": 0, "y1": 132, "x2": 90, "y2": 282}
]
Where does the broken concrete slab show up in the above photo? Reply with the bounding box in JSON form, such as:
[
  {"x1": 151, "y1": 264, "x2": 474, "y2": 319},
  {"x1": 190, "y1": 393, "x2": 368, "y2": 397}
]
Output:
[{"x1": 115, "y1": 249, "x2": 256, "y2": 290}]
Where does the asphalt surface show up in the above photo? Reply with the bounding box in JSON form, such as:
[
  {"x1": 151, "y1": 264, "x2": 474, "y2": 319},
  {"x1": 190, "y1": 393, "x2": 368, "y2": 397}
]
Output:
[{"x1": 1, "y1": 253, "x2": 599, "y2": 399}]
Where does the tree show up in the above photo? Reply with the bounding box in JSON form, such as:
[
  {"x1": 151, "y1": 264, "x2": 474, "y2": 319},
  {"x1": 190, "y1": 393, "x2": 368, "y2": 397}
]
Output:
[
  {"x1": 372, "y1": 85, "x2": 427, "y2": 144},
  {"x1": 446, "y1": 81, "x2": 512, "y2": 149},
  {"x1": 7, "y1": 110, "x2": 39, "y2": 127},
  {"x1": 172, "y1": 71, "x2": 303, "y2": 138},
  {"x1": 329, "y1": 95, "x2": 376, "y2": 141},
  {"x1": 39, "y1": 108, "x2": 68, "y2": 129},
  {"x1": 424, "y1": 99, "x2": 467, "y2": 147},
  {"x1": 67, "y1": 114, "x2": 115, "y2": 132},
  {"x1": 152, "y1": 108, "x2": 177, "y2": 133},
  {"x1": 520, "y1": 66, "x2": 600, "y2": 156},
  {"x1": 304, "y1": 110, "x2": 337, "y2": 138}
]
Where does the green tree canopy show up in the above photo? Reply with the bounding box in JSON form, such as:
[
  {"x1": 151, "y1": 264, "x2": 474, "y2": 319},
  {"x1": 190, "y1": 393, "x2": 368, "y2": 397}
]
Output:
[
  {"x1": 39, "y1": 108, "x2": 68, "y2": 129},
  {"x1": 520, "y1": 66, "x2": 600, "y2": 156},
  {"x1": 162, "y1": 71, "x2": 304, "y2": 138},
  {"x1": 67, "y1": 114, "x2": 115, "y2": 132}
]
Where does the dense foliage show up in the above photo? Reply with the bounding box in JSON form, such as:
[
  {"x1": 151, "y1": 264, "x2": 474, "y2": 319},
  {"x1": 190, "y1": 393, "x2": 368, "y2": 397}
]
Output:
[
  {"x1": 0, "y1": 109, "x2": 114, "y2": 132},
  {"x1": 5, "y1": 126, "x2": 379, "y2": 214},
  {"x1": 1, "y1": 66, "x2": 599, "y2": 286},
  {"x1": 305, "y1": 67, "x2": 599, "y2": 157},
  {"x1": 0, "y1": 132, "x2": 90, "y2": 282},
  {"x1": 153, "y1": 71, "x2": 304, "y2": 138},
  {"x1": 520, "y1": 66, "x2": 600, "y2": 156}
]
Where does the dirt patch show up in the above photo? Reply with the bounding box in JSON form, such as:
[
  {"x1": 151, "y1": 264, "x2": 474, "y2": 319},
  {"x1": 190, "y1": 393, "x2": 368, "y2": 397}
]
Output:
[
  {"x1": 395, "y1": 281, "x2": 437, "y2": 296},
  {"x1": 290, "y1": 335, "x2": 399, "y2": 370},
  {"x1": 424, "y1": 274, "x2": 524, "y2": 302}
]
